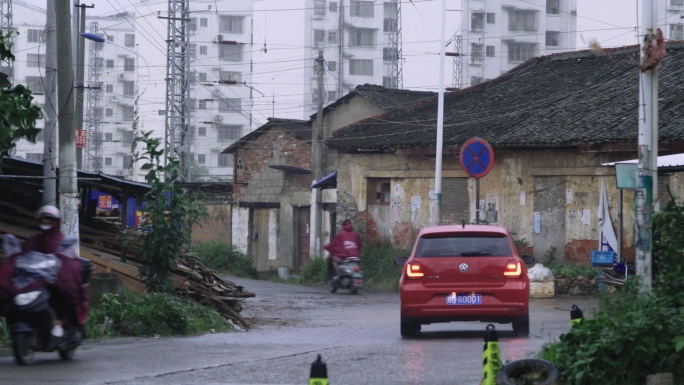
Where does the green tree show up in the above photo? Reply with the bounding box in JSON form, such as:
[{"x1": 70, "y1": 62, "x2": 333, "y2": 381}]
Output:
[
  {"x1": 185, "y1": 157, "x2": 209, "y2": 182},
  {"x1": 0, "y1": 33, "x2": 42, "y2": 159},
  {"x1": 134, "y1": 131, "x2": 207, "y2": 292}
]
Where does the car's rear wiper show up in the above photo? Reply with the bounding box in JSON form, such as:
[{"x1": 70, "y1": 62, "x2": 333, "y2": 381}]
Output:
[{"x1": 460, "y1": 251, "x2": 492, "y2": 256}]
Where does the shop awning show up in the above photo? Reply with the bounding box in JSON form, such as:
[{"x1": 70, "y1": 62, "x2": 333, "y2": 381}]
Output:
[{"x1": 311, "y1": 171, "x2": 337, "y2": 190}]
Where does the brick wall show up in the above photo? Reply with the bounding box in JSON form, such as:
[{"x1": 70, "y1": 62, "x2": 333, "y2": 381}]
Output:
[
  {"x1": 234, "y1": 129, "x2": 312, "y2": 202},
  {"x1": 335, "y1": 155, "x2": 365, "y2": 239},
  {"x1": 441, "y1": 177, "x2": 469, "y2": 225}
]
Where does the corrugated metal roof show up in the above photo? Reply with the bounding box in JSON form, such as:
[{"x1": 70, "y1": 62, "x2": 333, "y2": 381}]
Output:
[{"x1": 603, "y1": 153, "x2": 684, "y2": 168}]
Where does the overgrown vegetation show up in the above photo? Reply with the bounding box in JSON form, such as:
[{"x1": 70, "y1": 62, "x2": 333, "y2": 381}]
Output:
[
  {"x1": 0, "y1": 32, "x2": 42, "y2": 160},
  {"x1": 132, "y1": 132, "x2": 208, "y2": 292},
  {"x1": 193, "y1": 241, "x2": 257, "y2": 278},
  {"x1": 548, "y1": 264, "x2": 598, "y2": 280},
  {"x1": 85, "y1": 291, "x2": 230, "y2": 338},
  {"x1": 538, "y1": 201, "x2": 684, "y2": 385}
]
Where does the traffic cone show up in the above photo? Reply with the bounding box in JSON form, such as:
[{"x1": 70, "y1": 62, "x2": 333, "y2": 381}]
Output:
[
  {"x1": 482, "y1": 324, "x2": 502, "y2": 385},
  {"x1": 571, "y1": 305, "x2": 584, "y2": 328},
  {"x1": 309, "y1": 354, "x2": 329, "y2": 385}
]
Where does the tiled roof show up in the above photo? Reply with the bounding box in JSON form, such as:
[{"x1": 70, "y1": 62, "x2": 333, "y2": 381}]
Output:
[
  {"x1": 310, "y1": 84, "x2": 436, "y2": 119},
  {"x1": 222, "y1": 118, "x2": 310, "y2": 154},
  {"x1": 327, "y1": 44, "x2": 684, "y2": 152}
]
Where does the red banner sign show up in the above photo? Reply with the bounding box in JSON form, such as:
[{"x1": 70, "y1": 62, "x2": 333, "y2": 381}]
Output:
[
  {"x1": 98, "y1": 195, "x2": 112, "y2": 210},
  {"x1": 75, "y1": 130, "x2": 87, "y2": 148}
]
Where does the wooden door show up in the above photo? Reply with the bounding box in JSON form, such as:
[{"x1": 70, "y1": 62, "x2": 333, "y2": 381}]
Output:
[
  {"x1": 297, "y1": 206, "x2": 311, "y2": 268},
  {"x1": 250, "y1": 209, "x2": 271, "y2": 272}
]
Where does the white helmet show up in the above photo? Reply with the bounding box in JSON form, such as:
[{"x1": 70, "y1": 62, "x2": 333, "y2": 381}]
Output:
[{"x1": 36, "y1": 205, "x2": 60, "y2": 220}]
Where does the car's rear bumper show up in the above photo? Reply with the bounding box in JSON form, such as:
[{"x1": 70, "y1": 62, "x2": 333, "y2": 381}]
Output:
[{"x1": 400, "y1": 281, "x2": 528, "y2": 323}]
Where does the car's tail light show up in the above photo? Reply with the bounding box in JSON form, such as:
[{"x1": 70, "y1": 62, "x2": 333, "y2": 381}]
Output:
[
  {"x1": 504, "y1": 261, "x2": 522, "y2": 277},
  {"x1": 406, "y1": 263, "x2": 424, "y2": 279},
  {"x1": 353, "y1": 266, "x2": 361, "y2": 272}
]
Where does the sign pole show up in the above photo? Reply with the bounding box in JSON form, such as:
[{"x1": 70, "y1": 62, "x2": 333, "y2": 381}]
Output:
[
  {"x1": 460, "y1": 138, "x2": 494, "y2": 225},
  {"x1": 475, "y1": 178, "x2": 480, "y2": 223}
]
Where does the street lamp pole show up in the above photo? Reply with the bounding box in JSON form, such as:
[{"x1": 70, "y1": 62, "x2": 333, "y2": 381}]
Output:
[{"x1": 81, "y1": 33, "x2": 142, "y2": 181}]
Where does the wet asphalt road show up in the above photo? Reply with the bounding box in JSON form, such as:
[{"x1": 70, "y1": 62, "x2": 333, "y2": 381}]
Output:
[{"x1": 0, "y1": 278, "x2": 597, "y2": 385}]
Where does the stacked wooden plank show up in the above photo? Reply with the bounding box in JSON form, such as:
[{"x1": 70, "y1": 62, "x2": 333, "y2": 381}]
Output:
[{"x1": 0, "y1": 213, "x2": 255, "y2": 329}]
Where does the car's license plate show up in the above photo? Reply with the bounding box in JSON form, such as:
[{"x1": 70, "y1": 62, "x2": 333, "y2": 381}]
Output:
[{"x1": 446, "y1": 293, "x2": 482, "y2": 305}]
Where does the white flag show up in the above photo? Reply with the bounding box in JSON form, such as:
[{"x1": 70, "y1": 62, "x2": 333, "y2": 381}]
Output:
[{"x1": 598, "y1": 179, "x2": 618, "y2": 253}]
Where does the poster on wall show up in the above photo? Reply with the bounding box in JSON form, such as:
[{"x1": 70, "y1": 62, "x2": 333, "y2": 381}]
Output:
[
  {"x1": 485, "y1": 194, "x2": 499, "y2": 224},
  {"x1": 98, "y1": 195, "x2": 112, "y2": 210},
  {"x1": 533, "y1": 212, "x2": 541, "y2": 234}
]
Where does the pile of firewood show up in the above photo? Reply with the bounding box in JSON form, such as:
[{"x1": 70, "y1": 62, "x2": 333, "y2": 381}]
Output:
[{"x1": 175, "y1": 254, "x2": 255, "y2": 329}]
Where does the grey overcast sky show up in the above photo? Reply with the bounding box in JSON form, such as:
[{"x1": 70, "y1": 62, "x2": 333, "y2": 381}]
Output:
[{"x1": 93, "y1": 0, "x2": 640, "y2": 121}]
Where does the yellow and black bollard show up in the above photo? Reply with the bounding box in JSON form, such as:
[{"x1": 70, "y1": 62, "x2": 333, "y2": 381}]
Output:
[
  {"x1": 571, "y1": 304, "x2": 584, "y2": 328},
  {"x1": 482, "y1": 324, "x2": 502, "y2": 385},
  {"x1": 309, "y1": 354, "x2": 329, "y2": 385}
]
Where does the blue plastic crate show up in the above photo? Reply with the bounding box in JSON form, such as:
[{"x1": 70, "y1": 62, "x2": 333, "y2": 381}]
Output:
[{"x1": 591, "y1": 250, "x2": 616, "y2": 267}]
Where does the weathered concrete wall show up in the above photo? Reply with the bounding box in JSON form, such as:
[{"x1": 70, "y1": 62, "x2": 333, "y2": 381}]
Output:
[
  {"x1": 318, "y1": 97, "x2": 386, "y2": 140},
  {"x1": 191, "y1": 204, "x2": 231, "y2": 246},
  {"x1": 232, "y1": 207, "x2": 250, "y2": 253},
  {"x1": 333, "y1": 148, "x2": 651, "y2": 264}
]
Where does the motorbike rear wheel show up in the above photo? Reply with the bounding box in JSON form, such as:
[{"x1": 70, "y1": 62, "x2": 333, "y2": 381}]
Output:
[
  {"x1": 12, "y1": 332, "x2": 35, "y2": 366},
  {"x1": 59, "y1": 347, "x2": 76, "y2": 361}
]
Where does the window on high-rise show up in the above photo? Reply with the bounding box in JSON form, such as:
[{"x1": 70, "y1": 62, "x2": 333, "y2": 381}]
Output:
[
  {"x1": 188, "y1": 18, "x2": 197, "y2": 31},
  {"x1": 350, "y1": 59, "x2": 373, "y2": 76},
  {"x1": 105, "y1": 157, "x2": 112, "y2": 166},
  {"x1": 200, "y1": 46, "x2": 208, "y2": 55},
  {"x1": 25, "y1": 77, "x2": 45, "y2": 95},
  {"x1": 670, "y1": 24, "x2": 684, "y2": 40},
  {"x1": 123, "y1": 81, "x2": 134, "y2": 97},
  {"x1": 471, "y1": 44, "x2": 484, "y2": 63},
  {"x1": 314, "y1": 0, "x2": 326, "y2": 16},
  {"x1": 383, "y1": 76, "x2": 397, "y2": 88},
  {"x1": 27, "y1": 29, "x2": 43, "y2": 43},
  {"x1": 218, "y1": 153, "x2": 233, "y2": 167},
  {"x1": 384, "y1": 2, "x2": 397, "y2": 32},
  {"x1": 220, "y1": 71, "x2": 242, "y2": 83},
  {"x1": 351, "y1": 1, "x2": 374, "y2": 17},
  {"x1": 106, "y1": 84, "x2": 113, "y2": 93},
  {"x1": 486, "y1": 46, "x2": 495, "y2": 57},
  {"x1": 198, "y1": 154, "x2": 206, "y2": 165},
  {"x1": 200, "y1": 18, "x2": 208, "y2": 27},
  {"x1": 328, "y1": 31, "x2": 338, "y2": 43},
  {"x1": 124, "y1": 58, "x2": 135, "y2": 72},
  {"x1": 471, "y1": 77, "x2": 484, "y2": 86},
  {"x1": 487, "y1": 13, "x2": 496, "y2": 24},
  {"x1": 124, "y1": 34, "x2": 135, "y2": 47},
  {"x1": 219, "y1": 44, "x2": 242, "y2": 61},
  {"x1": 329, "y1": 2, "x2": 338, "y2": 12},
  {"x1": 106, "y1": 59, "x2": 114, "y2": 68},
  {"x1": 105, "y1": 133, "x2": 113, "y2": 141},
  {"x1": 328, "y1": 91, "x2": 337, "y2": 101},
  {"x1": 314, "y1": 30, "x2": 326, "y2": 44},
  {"x1": 507, "y1": 42, "x2": 538, "y2": 63},
  {"x1": 349, "y1": 29, "x2": 375, "y2": 46},
  {"x1": 199, "y1": 100, "x2": 207, "y2": 109},
  {"x1": 106, "y1": 108, "x2": 113, "y2": 117},
  {"x1": 508, "y1": 10, "x2": 539, "y2": 31},
  {"x1": 217, "y1": 125, "x2": 241, "y2": 141},
  {"x1": 546, "y1": 0, "x2": 561, "y2": 14},
  {"x1": 27, "y1": 54, "x2": 46, "y2": 68},
  {"x1": 107, "y1": 35, "x2": 114, "y2": 42},
  {"x1": 471, "y1": 13, "x2": 485, "y2": 32},
  {"x1": 546, "y1": 31, "x2": 560, "y2": 46},
  {"x1": 198, "y1": 127, "x2": 207, "y2": 137},
  {"x1": 219, "y1": 16, "x2": 244, "y2": 33},
  {"x1": 383, "y1": 47, "x2": 397, "y2": 62},
  {"x1": 218, "y1": 98, "x2": 241, "y2": 113},
  {"x1": 199, "y1": 72, "x2": 207, "y2": 82},
  {"x1": 327, "y1": 61, "x2": 337, "y2": 71},
  {"x1": 121, "y1": 106, "x2": 134, "y2": 121}
]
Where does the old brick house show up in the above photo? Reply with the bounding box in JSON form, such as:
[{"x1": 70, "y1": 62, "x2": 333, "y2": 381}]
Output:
[
  {"x1": 223, "y1": 118, "x2": 313, "y2": 272},
  {"x1": 325, "y1": 44, "x2": 684, "y2": 264}
]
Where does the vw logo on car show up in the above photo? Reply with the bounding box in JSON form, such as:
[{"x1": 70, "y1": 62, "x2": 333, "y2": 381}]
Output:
[{"x1": 459, "y1": 263, "x2": 469, "y2": 272}]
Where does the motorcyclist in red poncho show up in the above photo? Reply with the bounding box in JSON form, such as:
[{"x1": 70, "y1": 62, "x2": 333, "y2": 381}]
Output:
[
  {"x1": 23, "y1": 205, "x2": 64, "y2": 254},
  {"x1": 324, "y1": 220, "x2": 362, "y2": 280}
]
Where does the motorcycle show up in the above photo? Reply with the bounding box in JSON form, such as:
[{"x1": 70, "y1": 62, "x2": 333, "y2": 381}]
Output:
[
  {"x1": 597, "y1": 262, "x2": 635, "y2": 291},
  {"x1": 328, "y1": 257, "x2": 363, "y2": 294},
  {"x1": 7, "y1": 256, "x2": 92, "y2": 365}
]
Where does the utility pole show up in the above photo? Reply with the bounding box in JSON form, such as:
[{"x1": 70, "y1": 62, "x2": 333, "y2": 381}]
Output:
[
  {"x1": 311, "y1": 51, "x2": 325, "y2": 258},
  {"x1": 56, "y1": 0, "x2": 80, "y2": 242},
  {"x1": 43, "y1": 0, "x2": 58, "y2": 206},
  {"x1": 635, "y1": 0, "x2": 660, "y2": 293},
  {"x1": 74, "y1": 3, "x2": 93, "y2": 170},
  {"x1": 0, "y1": 0, "x2": 13, "y2": 85},
  {"x1": 433, "y1": 0, "x2": 447, "y2": 226}
]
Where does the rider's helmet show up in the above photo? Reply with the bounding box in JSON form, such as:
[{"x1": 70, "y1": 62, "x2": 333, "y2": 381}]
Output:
[{"x1": 36, "y1": 205, "x2": 61, "y2": 220}]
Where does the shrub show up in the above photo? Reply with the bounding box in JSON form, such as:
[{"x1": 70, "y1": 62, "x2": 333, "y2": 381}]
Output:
[
  {"x1": 548, "y1": 264, "x2": 599, "y2": 280},
  {"x1": 299, "y1": 257, "x2": 327, "y2": 285},
  {"x1": 193, "y1": 241, "x2": 257, "y2": 278},
  {"x1": 87, "y1": 291, "x2": 230, "y2": 337},
  {"x1": 360, "y1": 243, "x2": 406, "y2": 291},
  {"x1": 539, "y1": 202, "x2": 684, "y2": 384}
]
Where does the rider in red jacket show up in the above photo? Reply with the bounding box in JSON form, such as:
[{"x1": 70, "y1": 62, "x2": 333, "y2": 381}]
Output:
[
  {"x1": 324, "y1": 220, "x2": 362, "y2": 279},
  {"x1": 23, "y1": 205, "x2": 64, "y2": 254}
]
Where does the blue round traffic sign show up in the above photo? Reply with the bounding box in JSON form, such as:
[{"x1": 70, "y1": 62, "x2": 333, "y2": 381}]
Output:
[{"x1": 459, "y1": 138, "x2": 494, "y2": 179}]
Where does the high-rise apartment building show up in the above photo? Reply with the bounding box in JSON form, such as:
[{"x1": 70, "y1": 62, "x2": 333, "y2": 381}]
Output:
[
  {"x1": 6, "y1": 0, "x2": 252, "y2": 182},
  {"x1": 303, "y1": 0, "x2": 402, "y2": 117},
  {"x1": 459, "y1": 0, "x2": 577, "y2": 88}
]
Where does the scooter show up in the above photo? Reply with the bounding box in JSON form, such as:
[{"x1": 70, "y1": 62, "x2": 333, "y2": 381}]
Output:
[
  {"x1": 328, "y1": 257, "x2": 364, "y2": 294},
  {"x1": 8, "y1": 258, "x2": 92, "y2": 365}
]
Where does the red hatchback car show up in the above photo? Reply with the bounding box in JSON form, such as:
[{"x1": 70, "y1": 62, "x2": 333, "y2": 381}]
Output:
[{"x1": 396, "y1": 225, "x2": 535, "y2": 338}]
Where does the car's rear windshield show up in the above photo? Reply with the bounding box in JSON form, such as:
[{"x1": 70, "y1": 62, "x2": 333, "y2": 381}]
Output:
[{"x1": 415, "y1": 232, "x2": 512, "y2": 257}]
